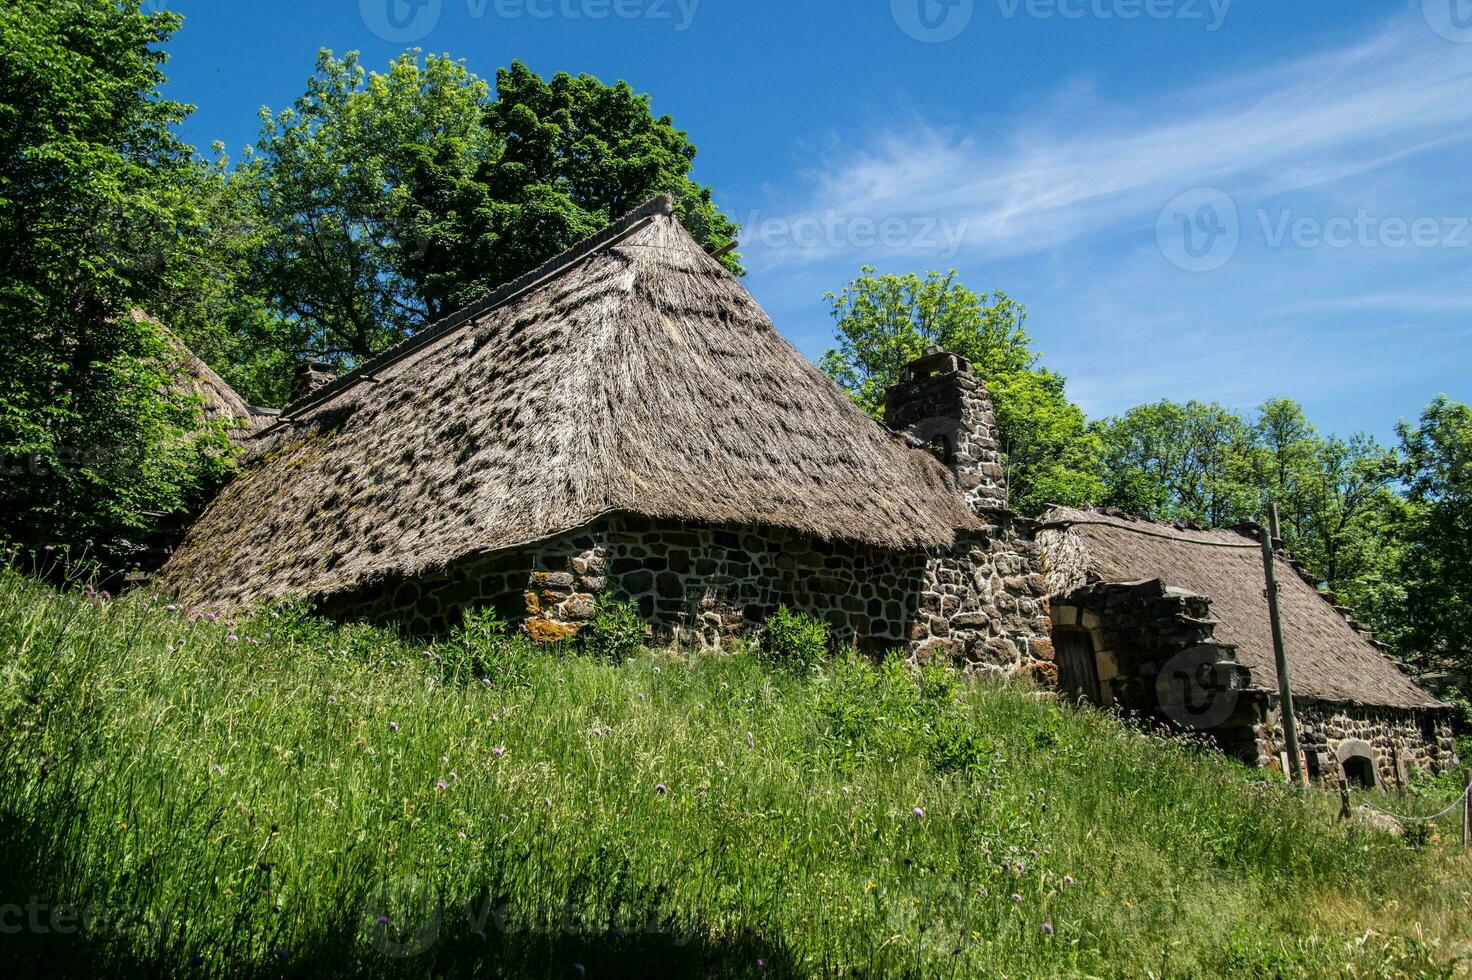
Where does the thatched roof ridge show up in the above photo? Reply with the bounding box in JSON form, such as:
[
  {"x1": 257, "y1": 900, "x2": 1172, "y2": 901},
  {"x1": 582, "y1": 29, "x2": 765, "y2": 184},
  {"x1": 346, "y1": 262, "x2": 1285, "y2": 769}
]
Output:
[
  {"x1": 274, "y1": 196, "x2": 682, "y2": 425},
  {"x1": 1040, "y1": 506, "x2": 1443, "y2": 710},
  {"x1": 133, "y1": 311, "x2": 268, "y2": 445},
  {"x1": 155, "y1": 199, "x2": 977, "y2": 607}
]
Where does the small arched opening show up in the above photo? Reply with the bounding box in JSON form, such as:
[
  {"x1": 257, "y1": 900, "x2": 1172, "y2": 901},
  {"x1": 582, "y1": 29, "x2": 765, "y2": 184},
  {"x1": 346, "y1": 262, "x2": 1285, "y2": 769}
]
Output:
[{"x1": 1337, "y1": 740, "x2": 1378, "y2": 790}]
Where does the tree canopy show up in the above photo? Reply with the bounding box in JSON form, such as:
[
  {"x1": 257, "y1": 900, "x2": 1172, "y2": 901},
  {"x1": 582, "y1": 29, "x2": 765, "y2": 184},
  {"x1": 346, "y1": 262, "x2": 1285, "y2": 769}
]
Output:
[
  {"x1": 0, "y1": 0, "x2": 231, "y2": 568},
  {"x1": 239, "y1": 52, "x2": 740, "y2": 372},
  {"x1": 820, "y1": 267, "x2": 1104, "y2": 514}
]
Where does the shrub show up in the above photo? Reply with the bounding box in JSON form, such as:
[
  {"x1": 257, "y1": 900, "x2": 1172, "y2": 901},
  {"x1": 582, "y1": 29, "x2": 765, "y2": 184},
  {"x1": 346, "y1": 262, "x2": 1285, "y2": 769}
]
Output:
[
  {"x1": 759, "y1": 605, "x2": 830, "y2": 675},
  {"x1": 579, "y1": 595, "x2": 645, "y2": 660},
  {"x1": 439, "y1": 606, "x2": 537, "y2": 689}
]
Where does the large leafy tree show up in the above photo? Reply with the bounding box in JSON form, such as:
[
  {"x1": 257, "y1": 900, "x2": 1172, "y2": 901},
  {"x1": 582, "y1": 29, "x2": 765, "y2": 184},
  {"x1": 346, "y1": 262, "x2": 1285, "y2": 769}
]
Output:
[
  {"x1": 1099, "y1": 397, "x2": 1404, "y2": 618},
  {"x1": 1097, "y1": 399, "x2": 1257, "y2": 527},
  {"x1": 1387, "y1": 397, "x2": 1472, "y2": 674},
  {"x1": 0, "y1": 0, "x2": 230, "y2": 568},
  {"x1": 252, "y1": 53, "x2": 740, "y2": 366},
  {"x1": 820, "y1": 268, "x2": 1104, "y2": 514},
  {"x1": 253, "y1": 51, "x2": 500, "y2": 363},
  {"x1": 152, "y1": 148, "x2": 294, "y2": 407}
]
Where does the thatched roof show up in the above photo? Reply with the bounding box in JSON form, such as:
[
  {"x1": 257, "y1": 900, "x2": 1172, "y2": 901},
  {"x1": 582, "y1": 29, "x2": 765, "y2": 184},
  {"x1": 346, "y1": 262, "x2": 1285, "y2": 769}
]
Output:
[
  {"x1": 1039, "y1": 507, "x2": 1443, "y2": 710},
  {"x1": 135, "y1": 311, "x2": 271, "y2": 444},
  {"x1": 154, "y1": 197, "x2": 977, "y2": 607}
]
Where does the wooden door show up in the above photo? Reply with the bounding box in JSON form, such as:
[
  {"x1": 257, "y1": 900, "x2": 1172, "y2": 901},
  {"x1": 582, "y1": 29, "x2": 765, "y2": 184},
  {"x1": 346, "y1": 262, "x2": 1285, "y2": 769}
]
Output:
[{"x1": 1054, "y1": 630, "x2": 1101, "y2": 705}]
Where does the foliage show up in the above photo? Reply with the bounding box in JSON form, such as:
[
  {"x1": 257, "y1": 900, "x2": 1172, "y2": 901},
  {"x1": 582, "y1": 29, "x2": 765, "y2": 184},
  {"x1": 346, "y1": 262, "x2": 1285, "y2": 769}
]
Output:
[
  {"x1": 0, "y1": 566, "x2": 1467, "y2": 977},
  {"x1": 1097, "y1": 397, "x2": 1405, "y2": 613},
  {"x1": 0, "y1": 0, "x2": 234, "y2": 570},
  {"x1": 252, "y1": 51, "x2": 499, "y2": 364},
  {"x1": 249, "y1": 53, "x2": 740, "y2": 370},
  {"x1": 477, "y1": 61, "x2": 743, "y2": 288},
  {"x1": 1097, "y1": 398, "x2": 1259, "y2": 526},
  {"x1": 579, "y1": 595, "x2": 646, "y2": 660},
  {"x1": 757, "y1": 605, "x2": 830, "y2": 675},
  {"x1": 820, "y1": 267, "x2": 1104, "y2": 513},
  {"x1": 1382, "y1": 397, "x2": 1472, "y2": 676},
  {"x1": 153, "y1": 150, "x2": 297, "y2": 408}
]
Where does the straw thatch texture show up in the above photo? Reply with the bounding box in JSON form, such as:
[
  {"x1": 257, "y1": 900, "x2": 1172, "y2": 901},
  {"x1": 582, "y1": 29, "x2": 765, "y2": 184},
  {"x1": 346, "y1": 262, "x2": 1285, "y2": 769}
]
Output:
[
  {"x1": 155, "y1": 204, "x2": 976, "y2": 608},
  {"x1": 135, "y1": 311, "x2": 267, "y2": 446},
  {"x1": 1040, "y1": 507, "x2": 1441, "y2": 709}
]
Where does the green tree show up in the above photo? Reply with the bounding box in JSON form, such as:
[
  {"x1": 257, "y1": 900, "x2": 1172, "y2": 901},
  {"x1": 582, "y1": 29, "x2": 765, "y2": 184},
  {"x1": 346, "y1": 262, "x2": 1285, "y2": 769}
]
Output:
[
  {"x1": 475, "y1": 61, "x2": 742, "y2": 290},
  {"x1": 253, "y1": 53, "x2": 740, "y2": 367},
  {"x1": 820, "y1": 267, "x2": 1103, "y2": 513},
  {"x1": 1389, "y1": 397, "x2": 1472, "y2": 674},
  {"x1": 0, "y1": 0, "x2": 230, "y2": 568},
  {"x1": 153, "y1": 148, "x2": 293, "y2": 407},
  {"x1": 1098, "y1": 400, "x2": 1258, "y2": 527},
  {"x1": 254, "y1": 50, "x2": 500, "y2": 363}
]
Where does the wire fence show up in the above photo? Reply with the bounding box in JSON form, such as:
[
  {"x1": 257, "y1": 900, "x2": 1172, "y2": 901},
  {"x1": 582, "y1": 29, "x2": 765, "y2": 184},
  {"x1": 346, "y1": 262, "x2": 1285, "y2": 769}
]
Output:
[{"x1": 1355, "y1": 784, "x2": 1471, "y2": 824}]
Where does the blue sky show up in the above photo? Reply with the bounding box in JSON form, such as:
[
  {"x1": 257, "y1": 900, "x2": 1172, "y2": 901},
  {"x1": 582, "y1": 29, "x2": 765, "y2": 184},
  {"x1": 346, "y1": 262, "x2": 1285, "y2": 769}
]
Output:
[{"x1": 159, "y1": 0, "x2": 1471, "y2": 441}]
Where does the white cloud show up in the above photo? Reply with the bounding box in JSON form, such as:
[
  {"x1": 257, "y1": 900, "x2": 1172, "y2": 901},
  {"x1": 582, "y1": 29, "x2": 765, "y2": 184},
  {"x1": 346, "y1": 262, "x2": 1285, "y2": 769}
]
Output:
[{"x1": 748, "y1": 17, "x2": 1472, "y2": 269}]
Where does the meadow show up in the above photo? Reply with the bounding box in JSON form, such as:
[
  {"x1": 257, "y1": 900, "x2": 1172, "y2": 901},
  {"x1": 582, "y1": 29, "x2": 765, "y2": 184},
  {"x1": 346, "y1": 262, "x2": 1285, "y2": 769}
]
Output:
[{"x1": 0, "y1": 561, "x2": 1468, "y2": 978}]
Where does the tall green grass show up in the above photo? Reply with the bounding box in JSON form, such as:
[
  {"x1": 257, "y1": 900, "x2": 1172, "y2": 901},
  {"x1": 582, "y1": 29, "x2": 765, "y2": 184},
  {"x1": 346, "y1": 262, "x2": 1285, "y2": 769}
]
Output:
[{"x1": 0, "y1": 564, "x2": 1467, "y2": 978}]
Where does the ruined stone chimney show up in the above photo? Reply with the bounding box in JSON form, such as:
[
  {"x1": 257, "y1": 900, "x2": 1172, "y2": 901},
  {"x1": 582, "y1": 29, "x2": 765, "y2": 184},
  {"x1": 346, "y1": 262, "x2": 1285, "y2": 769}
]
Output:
[
  {"x1": 884, "y1": 347, "x2": 1009, "y2": 514},
  {"x1": 290, "y1": 360, "x2": 337, "y2": 405}
]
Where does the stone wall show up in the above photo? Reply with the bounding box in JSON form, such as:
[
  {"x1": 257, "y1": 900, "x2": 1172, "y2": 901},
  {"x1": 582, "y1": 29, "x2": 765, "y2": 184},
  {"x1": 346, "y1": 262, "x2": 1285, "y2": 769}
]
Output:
[
  {"x1": 333, "y1": 515, "x2": 930, "y2": 651},
  {"x1": 907, "y1": 518, "x2": 1056, "y2": 680},
  {"x1": 326, "y1": 510, "x2": 1059, "y2": 672},
  {"x1": 1048, "y1": 579, "x2": 1260, "y2": 760},
  {"x1": 1257, "y1": 700, "x2": 1459, "y2": 788},
  {"x1": 884, "y1": 349, "x2": 1009, "y2": 514}
]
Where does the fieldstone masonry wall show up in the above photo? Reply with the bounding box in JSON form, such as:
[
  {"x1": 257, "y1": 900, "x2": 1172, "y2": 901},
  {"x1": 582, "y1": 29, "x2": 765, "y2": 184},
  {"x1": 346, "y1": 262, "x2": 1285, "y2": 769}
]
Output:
[
  {"x1": 332, "y1": 509, "x2": 1058, "y2": 675},
  {"x1": 337, "y1": 515, "x2": 929, "y2": 650},
  {"x1": 1257, "y1": 700, "x2": 1458, "y2": 789},
  {"x1": 884, "y1": 348, "x2": 1009, "y2": 514},
  {"x1": 908, "y1": 520, "x2": 1056, "y2": 680}
]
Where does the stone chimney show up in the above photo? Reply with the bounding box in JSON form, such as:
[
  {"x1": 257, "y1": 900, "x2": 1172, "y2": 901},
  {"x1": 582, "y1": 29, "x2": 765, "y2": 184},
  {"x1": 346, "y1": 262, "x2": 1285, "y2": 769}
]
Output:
[
  {"x1": 290, "y1": 360, "x2": 337, "y2": 405},
  {"x1": 884, "y1": 347, "x2": 1008, "y2": 514}
]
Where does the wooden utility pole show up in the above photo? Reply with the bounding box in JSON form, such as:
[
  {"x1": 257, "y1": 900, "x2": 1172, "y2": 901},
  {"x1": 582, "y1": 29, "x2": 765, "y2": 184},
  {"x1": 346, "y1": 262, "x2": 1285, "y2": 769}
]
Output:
[
  {"x1": 1260, "y1": 509, "x2": 1305, "y2": 787},
  {"x1": 1463, "y1": 769, "x2": 1470, "y2": 852}
]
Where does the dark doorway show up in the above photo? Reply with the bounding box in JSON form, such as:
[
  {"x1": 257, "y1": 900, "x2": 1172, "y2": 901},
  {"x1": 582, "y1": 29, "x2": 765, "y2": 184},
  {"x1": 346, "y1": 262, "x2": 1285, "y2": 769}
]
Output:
[
  {"x1": 1054, "y1": 629, "x2": 1101, "y2": 705},
  {"x1": 1342, "y1": 754, "x2": 1376, "y2": 789}
]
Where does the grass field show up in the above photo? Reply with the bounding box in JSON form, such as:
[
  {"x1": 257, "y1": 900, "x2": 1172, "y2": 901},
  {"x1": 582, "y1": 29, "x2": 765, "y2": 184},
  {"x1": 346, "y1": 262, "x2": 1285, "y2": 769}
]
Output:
[{"x1": 0, "y1": 562, "x2": 1468, "y2": 978}]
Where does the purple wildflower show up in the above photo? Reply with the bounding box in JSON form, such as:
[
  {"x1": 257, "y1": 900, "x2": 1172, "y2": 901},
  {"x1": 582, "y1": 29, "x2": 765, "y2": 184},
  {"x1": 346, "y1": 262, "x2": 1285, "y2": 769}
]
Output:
[
  {"x1": 1063, "y1": 875, "x2": 1075, "y2": 886},
  {"x1": 389, "y1": 721, "x2": 400, "y2": 733},
  {"x1": 375, "y1": 915, "x2": 390, "y2": 926},
  {"x1": 1041, "y1": 922, "x2": 1055, "y2": 935},
  {"x1": 1011, "y1": 893, "x2": 1022, "y2": 903},
  {"x1": 757, "y1": 959, "x2": 766, "y2": 970},
  {"x1": 654, "y1": 783, "x2": 669, "y2": 795},
  {"x1": 912, "y1": 807, "x2": 925, "y2": 818},
  {"x1": 436, "y1": 779, "x2": 448, "y2": 790},
  {"x1": 227, "y1": 634, "x2": 238, "y2": 643},
  {"x1": 492, "y1": 745, "x2": 505, "y2": 758}
]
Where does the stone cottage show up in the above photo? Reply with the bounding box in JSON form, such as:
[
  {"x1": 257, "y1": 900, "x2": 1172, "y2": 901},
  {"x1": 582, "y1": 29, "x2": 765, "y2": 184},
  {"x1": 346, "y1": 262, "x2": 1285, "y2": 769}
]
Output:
[
  {"x1": 1035, "y1": 509, "x2": 1456, "y2": 787},
  {"x1": 155, "y1": 195, "x2": 1454, "y2": 785}
]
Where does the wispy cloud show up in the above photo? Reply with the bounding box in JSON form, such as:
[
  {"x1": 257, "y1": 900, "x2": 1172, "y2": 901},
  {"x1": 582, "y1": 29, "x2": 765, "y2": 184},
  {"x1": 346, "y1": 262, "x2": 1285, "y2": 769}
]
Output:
[{"x1": 749, "y1": 17, "x2": 1472, "y2": 269}]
